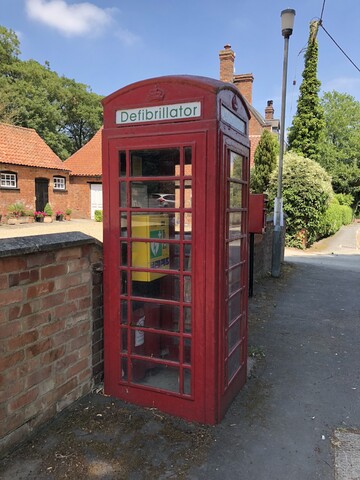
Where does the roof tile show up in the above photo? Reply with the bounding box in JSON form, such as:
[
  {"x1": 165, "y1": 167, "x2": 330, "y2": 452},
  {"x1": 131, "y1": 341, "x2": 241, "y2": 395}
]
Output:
[{"x1": 64, "y1": 129, "x2": 102, "y2": 176}]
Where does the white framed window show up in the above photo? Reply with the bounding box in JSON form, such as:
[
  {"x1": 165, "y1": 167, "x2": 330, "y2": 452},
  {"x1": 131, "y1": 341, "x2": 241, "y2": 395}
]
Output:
[
  {"x1": 1, "y1": 172, "x2": 17, "y2": 188},
  {"x1": 53, "y1": 176, "x2": 66, "y2": 190}
]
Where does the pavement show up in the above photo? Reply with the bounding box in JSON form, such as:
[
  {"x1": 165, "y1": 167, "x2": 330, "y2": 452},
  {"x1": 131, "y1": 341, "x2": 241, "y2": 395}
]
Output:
[{"x1": 0, "y1": 222, "x2": 360, "y2": 479}]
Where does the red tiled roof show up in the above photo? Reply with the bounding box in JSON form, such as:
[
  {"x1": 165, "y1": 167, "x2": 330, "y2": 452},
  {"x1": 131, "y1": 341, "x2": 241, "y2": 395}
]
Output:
[
  {"x1": 0, "y1": 123, "x2": 68, "y2": 170},
  {"x1": 64, "y1": 128, "x2": 102, "y2": 176}
]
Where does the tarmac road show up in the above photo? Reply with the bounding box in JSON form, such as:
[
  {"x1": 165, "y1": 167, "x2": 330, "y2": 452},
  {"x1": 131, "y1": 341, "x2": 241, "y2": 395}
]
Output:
[{"x1": 0, "y1": 222, "x2": 359, "y2": 479}]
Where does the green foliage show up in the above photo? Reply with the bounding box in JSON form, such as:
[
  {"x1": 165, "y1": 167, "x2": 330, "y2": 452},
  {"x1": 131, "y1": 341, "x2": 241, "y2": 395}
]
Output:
[
  {"x1": 250, "y1": 130, "x2": 278, "y2": 193},
  {"x1": 94, "y1": 210, "x2": 103, "y2": 222},
  {"x1": 318, "y1": 198, "x2": 353, "y2": 237},
  {"x1": 0, "y1": 25, "x2": 103, "y2": 160},
  {"x1": 7, "y1": 202, "x2": 26, "y2": 217},
  {"x1": 65, "y1": 208, "x2": 72, "y2": 216},
  {"x1": 268, "y1": 152, "x2": 333, "y2": 247},
  {"x1": 287, "y1": 21, "x2": 325, "y2": 162},
  {"x1": 335, "y1": 192, "x2": 354, "y2": 207},
  {"x1": 44, "y1": 203, "x2": 53, "y2": 216}
]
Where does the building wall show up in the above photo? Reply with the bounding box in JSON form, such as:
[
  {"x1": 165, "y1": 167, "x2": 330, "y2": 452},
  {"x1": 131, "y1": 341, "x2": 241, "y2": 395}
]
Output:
[
  {"x1": 0, "y1": 164, "x2": 70, "y2": 217},
  {"x1": 0, "y1": 233, "x2": 103, "y2": 454},
  {"x1": 68, "y1": 176, "x2": 102, "y2": 219}
]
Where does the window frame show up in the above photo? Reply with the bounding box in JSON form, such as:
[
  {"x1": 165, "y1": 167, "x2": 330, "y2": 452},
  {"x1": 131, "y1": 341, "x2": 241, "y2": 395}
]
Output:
[
  {"x1": 53, "y1": 176, "x2": 66, "y2": 191},
  {"x1": 0, "y1": 171, "x2": 17, "y2": 189}
]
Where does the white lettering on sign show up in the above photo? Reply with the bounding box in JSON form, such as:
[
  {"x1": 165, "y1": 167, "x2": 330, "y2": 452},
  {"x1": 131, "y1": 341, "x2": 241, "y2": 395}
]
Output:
[
  {"x1": 221, "y1": 105, "x2": 246, "y2": 134},
  {"x1": 116, "y1": 102, "x2": 201, "y2": 125}
]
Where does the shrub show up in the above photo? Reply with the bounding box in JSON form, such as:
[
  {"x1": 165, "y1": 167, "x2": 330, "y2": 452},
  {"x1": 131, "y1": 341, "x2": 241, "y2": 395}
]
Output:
[
  {"x1": 335, "y1": 193, "x2": 354, "y2": 207},
  {"x1": 7, "y1": 202, "x2": 26, "y2": 218},
  {"x1": 44, "y1": 203, "x2": 53, "y2": 216},
  {"x1": 94, "y1": 210, "x2": 103, "y2": 222},
  {"x1": 268, "y1": 152, "x2": 333, "y2": 247},
  {"x1": 319, "y1": 199, "x2": 353, "y2": 237}
]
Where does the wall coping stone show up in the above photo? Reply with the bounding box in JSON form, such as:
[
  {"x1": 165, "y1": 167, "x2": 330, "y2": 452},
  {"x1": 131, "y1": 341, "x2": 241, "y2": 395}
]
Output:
[{"x1": 0, "y1": 232, "x2": 101, "y2": 258}]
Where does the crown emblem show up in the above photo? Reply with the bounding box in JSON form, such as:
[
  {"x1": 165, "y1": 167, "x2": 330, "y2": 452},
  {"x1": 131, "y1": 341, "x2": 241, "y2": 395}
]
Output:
[
  {"x1": 147, "y1": 85, "x2": 165, "y2": 102},
  {"x1": 232, "y1": 94, "x2": 239, "y2": 111}
]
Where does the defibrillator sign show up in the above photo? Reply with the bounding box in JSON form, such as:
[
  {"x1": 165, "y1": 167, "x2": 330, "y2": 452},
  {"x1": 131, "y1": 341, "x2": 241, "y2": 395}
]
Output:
[{"x1": 116, "y1": 102, "x2": 201, "y2": 125}]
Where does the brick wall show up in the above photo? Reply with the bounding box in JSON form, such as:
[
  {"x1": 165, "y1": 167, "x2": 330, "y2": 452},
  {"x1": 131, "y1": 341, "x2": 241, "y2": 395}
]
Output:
[
  {"x1": 0, "y1": 233, "x2": 103, "y2": 454},
  {"x1": 68, "y1": 176, "x2": 102, "y2": 219},
  {"x1": 0, "y1": 164, "x2": 70, "y2": 218}
]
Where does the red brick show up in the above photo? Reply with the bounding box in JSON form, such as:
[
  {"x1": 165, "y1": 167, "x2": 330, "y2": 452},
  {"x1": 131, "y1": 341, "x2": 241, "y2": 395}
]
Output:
[
  {"x1": 55, "y1": 352, "x2": 79, "y2": 371},
  {"x1": 55, "y1": 247, "x2": 82, "y2": 262},
  {"x1": 0, "y1": 320, "x2": 21, "y2": 339},
  {"x1": 41, "y1": 264, "x2": 67, "y2": 280},
  {"x1": 67, "y1": 358, "x2": 89, "y2": 379},
  {"x1": 26, "y1": 338, "x2": 52, "y2": 358},
  {"x1": 55, "y1": 378, "x2": 77, "y2": 399},
  {"x1": 0, "y1": 274, "x2": 9, "y2": 289},
  {"x1": 69, "y1": 334, "x2": 89, "y2": 352},
  {"x1": 41, "y1": 291, "x2": 66, "y2": 310},
  {"x1": 26, "y1": 281, "x2": 55, "y2": 299},
  {"x1": 67, "y1": 258, "x2": 90, "y2": 274},
  {"x1": 54, "y1": 301, "x2": 77, "y2": 319},
  {"x1": 9, "y1": 269, "x2": 39, "y2": 287},
  {"x1": 40, "y1": 319, "x2": 65, "y2": 338},
  {"x1": 42, "y1": 345, "x2": 66, "y2": 364},
  {"x1": 7, "y1": 330, "x2": 39, "y2": 351},
  {"x1": 0, "y1": 288, "x2": 23, "y2": 307},
  {"x1": 26, "y1": 252, "x2": 55, "y2": 268},
  {"x1": 55, "y1": 273, "x2": 83, "y2": 290},
  {"x1": 8, "y1": 302, "x2": 34, "y2": 321},
  {"x1": 68, "y1": 285, "x2": 89, "y2": 301},
  {"x1": 0, "y1": 379, "x2": 25, "y2": 403},
  {"x1": 8, "y1": 387, "x2": 39, "y2": 412},
  {"x1": 0, "y1": 257, "x2": 26, "y2": 274},
  {"x1": 26, "y1": 365, "x2": 52, "y2": 388},
  {"x1": 0, "y1": 351, "x2": 25, "y2": 370},
  {"x1": 23, "y1": 310, "x2": 50, "y2": 330},
  {"x1": 79, "y1": 297, "x2": 91, "y2": 310},
  {"x1": 52, "y1": 327, "x2": 79, "y2": 348}
]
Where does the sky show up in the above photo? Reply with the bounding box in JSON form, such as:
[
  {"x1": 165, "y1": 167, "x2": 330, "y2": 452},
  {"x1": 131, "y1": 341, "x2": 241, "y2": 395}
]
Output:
[{"x1": 2, "y1": 0, "x2": 360, "y2": 127}]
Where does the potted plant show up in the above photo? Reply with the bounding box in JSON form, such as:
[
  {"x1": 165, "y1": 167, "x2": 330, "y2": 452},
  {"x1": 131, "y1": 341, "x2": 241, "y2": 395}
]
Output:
[
  {"x1": 65, "y1": 208, "x2": 72, "y2": 221},
  {"x1": 43, "y1": 203, "x2": 53, "y2": 223},
  {"x1": 55, "y1": 210, "x2": 64, "y2": 221},
  {"x1": 34, "y1": 211, "x2": 45, "y2": 222},
  {"x1": 7, "y1": 202, "x2": 26, "y2": 224}
]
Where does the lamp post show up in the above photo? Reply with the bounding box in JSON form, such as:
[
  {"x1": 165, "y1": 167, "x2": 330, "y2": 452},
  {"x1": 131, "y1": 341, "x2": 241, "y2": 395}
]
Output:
[{"x1": 271, "y1": 8, "x2": 296, "y2": 277}]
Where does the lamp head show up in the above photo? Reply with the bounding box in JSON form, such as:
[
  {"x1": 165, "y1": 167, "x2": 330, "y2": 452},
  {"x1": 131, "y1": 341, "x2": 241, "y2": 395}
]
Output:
[{"x1": 281, "y1": 9, "x2": 296, "y2": 38}]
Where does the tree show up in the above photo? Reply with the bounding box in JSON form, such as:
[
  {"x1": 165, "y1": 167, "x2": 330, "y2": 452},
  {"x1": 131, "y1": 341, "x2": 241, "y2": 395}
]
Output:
[
  {"x1": 0, "y1": 25, "x2": 103, "y2": 159},
  {"x1": 287, "y1": 21, "x2": 325, "y2": 162},
  {"x1": 268, "y1": 152, "x2": 333, "y2": 247},
  {"x1": 250, "y1": 130, "x2": 278, "y2": 193}
]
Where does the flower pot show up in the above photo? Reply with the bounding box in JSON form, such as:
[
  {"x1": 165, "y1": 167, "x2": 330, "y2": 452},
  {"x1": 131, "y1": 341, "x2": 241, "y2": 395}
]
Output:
[
  {"x1": 65, "y1": 215, "x2": 71, "y2": 221},
  {"x1": 56, "y1": 215, "x2": 64, "y2": 221},
  {"x1": 7, "y1": 218, "x2": 18, "y2": 225},
  {"x1": 44, "y1": 216, "x2": 53, "y2": 223},
  {"x1": 35, "y1": 217, "x2": 44, "y2": 223}
]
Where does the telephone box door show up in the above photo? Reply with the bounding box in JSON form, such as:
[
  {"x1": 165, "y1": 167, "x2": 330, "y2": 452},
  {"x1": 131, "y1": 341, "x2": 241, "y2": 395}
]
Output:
[{"x1": 103, "y1": 132, "x2": 207, "y2": 422}]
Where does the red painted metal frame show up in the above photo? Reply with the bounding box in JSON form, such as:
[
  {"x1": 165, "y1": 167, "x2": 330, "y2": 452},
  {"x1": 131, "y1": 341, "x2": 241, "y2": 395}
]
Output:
[{"x1": 102, "y1": 76, "x2": 250, "y2": 424}]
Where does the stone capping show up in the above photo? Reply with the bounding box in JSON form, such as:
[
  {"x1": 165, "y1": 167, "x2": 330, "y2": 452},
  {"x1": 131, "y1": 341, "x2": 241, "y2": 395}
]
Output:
[{"x1": 0, "y1": 232, "x2": 101, "y2": 258}]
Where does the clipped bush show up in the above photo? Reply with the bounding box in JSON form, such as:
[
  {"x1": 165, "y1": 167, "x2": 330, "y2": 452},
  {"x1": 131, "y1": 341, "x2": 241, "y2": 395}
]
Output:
[
  {"x1": 44, "y1": 203, "x2": 53, "y2": 216},
  {"x1": 319, "y1": 199, "x2": 353, "y2": 237},
  {"x1": 268, "y1": 152, "x2": 333, "y2": 247},
  {"x1": 335, "y1": 193, "x2": 354, "y2": 207},
  {"x1": 94, "y1": 210, "x2": 103, "y2": 222}
]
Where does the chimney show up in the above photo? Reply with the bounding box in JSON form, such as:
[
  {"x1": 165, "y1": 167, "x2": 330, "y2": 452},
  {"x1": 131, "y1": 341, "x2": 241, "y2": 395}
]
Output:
[
  {"x1": 233, "y1": 73, "x2": 254, "y2": 105},
  {"x1": 219, "y1": 44, "x2": 235, "y2": 83},
  {"x1": 265, "y1": 100, "x2": 274, "y2": 120}
]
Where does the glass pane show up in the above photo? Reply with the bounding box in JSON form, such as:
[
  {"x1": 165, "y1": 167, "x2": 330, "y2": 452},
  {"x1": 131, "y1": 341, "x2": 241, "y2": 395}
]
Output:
[
  {"x1": 230, "y1": 152, "x2": 243, "y2": 180},
  {"x1": 184, "y1": 147, "x2": 192, "y2": 167},
  {"x1": 229, "y1": 212, "x2": 242, "y2": 239},
  {"x1": 184, "y1": 276, "x2": 191, "y2": 303},
  {"x1": 119, "y1": 151, "x2": 126, "y2": 177},
  {"x1": 132, "y1": 241, "x2": 170, "y2": 272},
  {"x1": 120, "y1": 213, "x2": 128, "y2": 237},
  {"x1": 229, "y1": 182, "x2": 242, "y2": 208},
  {"x1": 130, "y1": 181, "x2": 180, "y2": 208},
  {"x1": 184, "y1": 213, "x2": 192, "y2": 234},
  {"x1": 228, "y1": 345, "x2": 241, "y2": 380},
  {"x1": 184, "y1": 244, "x2": 192, "y2": 271},
  {"x1": 120, "y1": 327, "x2": 128, "y2": 352},
  {"x1": 184, "y1": 307, "x2": 191, "y2": 333},
  {"x1": 184, "y1": 180, "x2": 192, "y2": 208},
  {"x1": 121, "y1": 270, "x2": 128, "y2": 295},
  {"x1": 121, "y1": 300, "x2": 128, "y2": 324},
  {"x1": 228, "y1": 291, "x2": 240, "y2": 324},
  {"x1": 131, "y1": 361, "x2": 180, "y2": 393},
  {"x1": 183, "y1": 339, "x2": 191, "y2": 365},
  {"x1": 131, "y1": 213, "x2": 172, "y2": 239},
  {"x1": 169, "y1": 243, "x2": 180, "y2": 270},
  {"x1": 130, "y1": 330, "x2": 180, "y2": 362},
  {"x1": 228, "y1": 240, "x2": 241, "y2": 268},
  {"x1": 228, "y1": 266, "x2": 241, "y2": 295},
  {"x1": 121, "y1": 358, "x2": 128, "y2": 381},
  {"x1": 119, "y1": 182, "x2": 126, "y2": 208},
  {"x1": 120, "y1": 242, "x2": 128, "y2": 266},
  {"x1": 129, "y1": 302, "x2": 179, "y2": 332},
  {"x1": 183, "y1": 369, "x2": 191, "y2": 395},
  {"x1": 130, "y1": 149, "x2": 180, "y2": 177},
  {"x1": 228, "y1": 319, "x2": 240, "y2": 352},
  {"x1": 131, "y1": 275, "x2": 180, "y2": 301}
]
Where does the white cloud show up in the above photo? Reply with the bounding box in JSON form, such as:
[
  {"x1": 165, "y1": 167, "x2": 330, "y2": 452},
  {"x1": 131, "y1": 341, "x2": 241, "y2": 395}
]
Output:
[
  {"x1": 114, "y1": 27, "x2": 141, "y2": 47},
  {"x1": 25, "y1": 0, "x2": 115, "y2": 37}
]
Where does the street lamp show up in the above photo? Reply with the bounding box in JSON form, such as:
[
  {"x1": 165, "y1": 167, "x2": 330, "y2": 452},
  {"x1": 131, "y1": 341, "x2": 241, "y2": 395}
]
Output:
[{"x1": 271, "y1": 8, "x2": 295, "y2": 277}]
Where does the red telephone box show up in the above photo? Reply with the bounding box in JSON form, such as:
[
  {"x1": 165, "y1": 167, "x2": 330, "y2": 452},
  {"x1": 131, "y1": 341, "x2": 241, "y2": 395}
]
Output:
[{"x1": 102, "y1": 75, "x2": 250, "y2": 424}]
